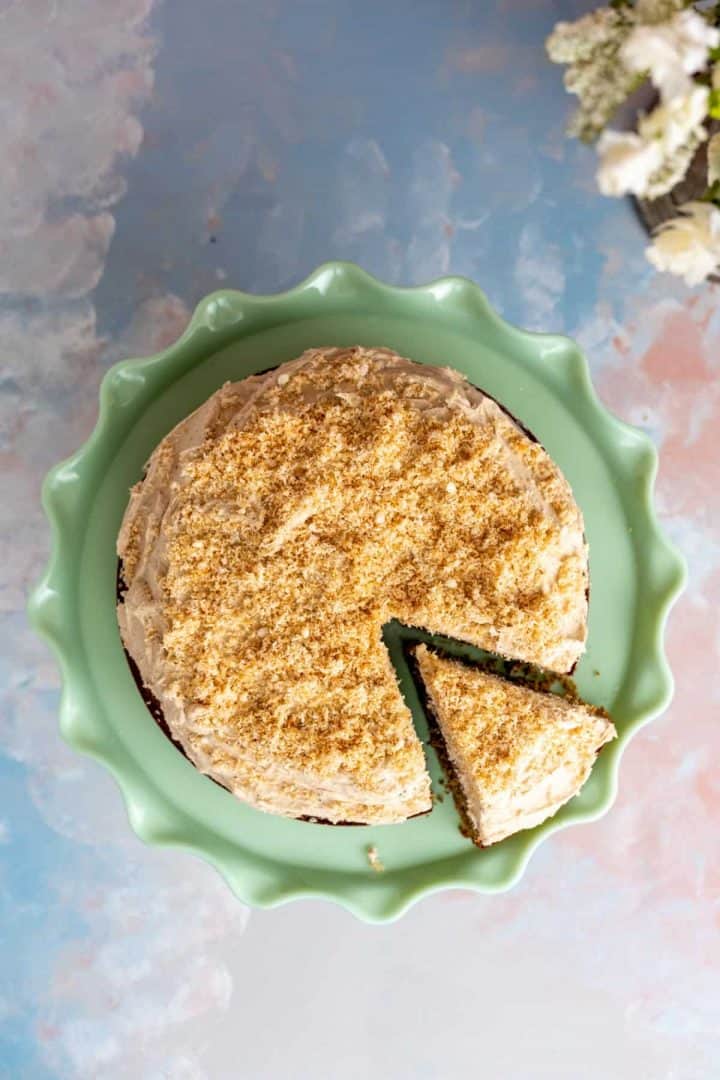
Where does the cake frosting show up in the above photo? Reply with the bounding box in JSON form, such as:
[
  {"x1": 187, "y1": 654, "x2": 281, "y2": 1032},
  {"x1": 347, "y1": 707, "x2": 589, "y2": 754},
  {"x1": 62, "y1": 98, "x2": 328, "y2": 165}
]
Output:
[
  {"x1": 414, "y1": 645, "x2": 615, "y2": 845},
  {"x1": 117, "y1": 346, "x2": 589, "y2": 824}
]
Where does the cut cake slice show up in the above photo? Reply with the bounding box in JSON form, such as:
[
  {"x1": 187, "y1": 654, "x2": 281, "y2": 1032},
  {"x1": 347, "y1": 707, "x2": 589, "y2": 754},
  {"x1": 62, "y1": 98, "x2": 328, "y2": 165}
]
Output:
[{"x1": 413, "y1": 645, "x2": 615, "y2": 846}]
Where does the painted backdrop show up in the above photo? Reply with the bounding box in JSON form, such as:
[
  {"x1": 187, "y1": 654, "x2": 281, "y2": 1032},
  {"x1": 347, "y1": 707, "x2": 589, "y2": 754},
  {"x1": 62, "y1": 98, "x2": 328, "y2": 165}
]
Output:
[{"x1": 1, "y1": 1, "x2": 717, "y2": 1077}]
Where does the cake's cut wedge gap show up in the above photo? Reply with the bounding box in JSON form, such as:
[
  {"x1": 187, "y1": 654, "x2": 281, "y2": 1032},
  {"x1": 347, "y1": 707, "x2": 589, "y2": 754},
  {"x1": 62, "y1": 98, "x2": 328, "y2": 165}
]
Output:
[
  {"x1": 391, "y1": 620, "x2": 581, "y2": 699},
  {"x1": 409, "y1": 644, "x2": 616, "y2": 847}
]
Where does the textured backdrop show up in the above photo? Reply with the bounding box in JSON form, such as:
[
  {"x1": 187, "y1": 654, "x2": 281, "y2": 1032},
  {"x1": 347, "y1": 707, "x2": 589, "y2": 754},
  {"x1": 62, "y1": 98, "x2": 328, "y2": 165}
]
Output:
[{"x1": 1, "y1": 1, "x2": 718, "y2": 1077}]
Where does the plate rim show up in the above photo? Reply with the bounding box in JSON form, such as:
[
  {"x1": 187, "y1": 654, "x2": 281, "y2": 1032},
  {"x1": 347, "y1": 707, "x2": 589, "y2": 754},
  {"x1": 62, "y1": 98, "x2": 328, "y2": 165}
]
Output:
[{"x1": 27, "y1": 261, "x2": 687, "y2": 923}]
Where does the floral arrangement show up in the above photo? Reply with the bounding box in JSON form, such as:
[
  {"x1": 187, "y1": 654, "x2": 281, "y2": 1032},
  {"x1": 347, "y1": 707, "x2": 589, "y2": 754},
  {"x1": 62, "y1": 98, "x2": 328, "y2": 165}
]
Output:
[{"x1": 547, "y1": 1, "x2": 720, "y2": 284}]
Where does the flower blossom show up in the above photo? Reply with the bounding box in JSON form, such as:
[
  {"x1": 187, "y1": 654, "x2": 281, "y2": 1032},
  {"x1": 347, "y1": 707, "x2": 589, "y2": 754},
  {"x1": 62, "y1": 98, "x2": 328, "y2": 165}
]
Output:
[
  {"x1": 547, "y1": 7, "x2": 642, "y2": 142},
  {"x1": 596, "y1": 130, "x2": 663, "y2": 196},
  {"x1": 621, "y1": 9, "x2": 720, "y2": 99},
  {"x1": 646, "y1": 202, "x2": 720, "y2": 285},
  {"x1": 596, "y1": 85, "x2": 710, "y2": 198}
]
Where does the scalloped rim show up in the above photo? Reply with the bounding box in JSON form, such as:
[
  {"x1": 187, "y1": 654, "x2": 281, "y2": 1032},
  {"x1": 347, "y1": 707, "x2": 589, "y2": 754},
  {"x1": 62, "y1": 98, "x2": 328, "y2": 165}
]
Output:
[{"x1": 28, "y1": 262, "x2": 686, "y2": 923}]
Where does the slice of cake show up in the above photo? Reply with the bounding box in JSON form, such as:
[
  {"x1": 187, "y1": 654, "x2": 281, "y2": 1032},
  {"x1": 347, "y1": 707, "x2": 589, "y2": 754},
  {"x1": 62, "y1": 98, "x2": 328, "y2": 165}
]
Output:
[{"x1": 414, "y1": 645, "x2": 615, "y2": 845}]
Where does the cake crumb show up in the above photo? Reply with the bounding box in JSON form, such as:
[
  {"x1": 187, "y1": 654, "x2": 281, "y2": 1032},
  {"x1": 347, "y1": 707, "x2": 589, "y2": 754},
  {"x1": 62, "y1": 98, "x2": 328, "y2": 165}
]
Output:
[{"x1": 367, "y1": 845, "x2": 385, "y2": 872}]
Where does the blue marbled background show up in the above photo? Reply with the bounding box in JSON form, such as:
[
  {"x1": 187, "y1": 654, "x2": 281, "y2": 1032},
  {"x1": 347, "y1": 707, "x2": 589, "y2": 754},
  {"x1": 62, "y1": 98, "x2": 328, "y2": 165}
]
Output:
[{"x1": 2, "y1": 2, "x2": 718, "y2": 1076}]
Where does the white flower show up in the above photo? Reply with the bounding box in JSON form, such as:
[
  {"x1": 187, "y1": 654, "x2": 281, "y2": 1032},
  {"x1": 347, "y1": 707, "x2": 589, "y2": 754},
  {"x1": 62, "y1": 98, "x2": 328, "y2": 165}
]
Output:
[
  {"x1": 621, "y1": 10, "x2": 720, "y2": 99},
  {"x1": 646, "y1": 202, "x2": 720, "y2": 285},
  {"x1": 708, "y1": 133, "x2": 720, "y2": 186},
  {"x1": 640, "y1": 86, "x2": 709, "y2": 197},
  {"x1": 547, "y1": 1, "x2": 712, "y2": 145},
  {"x1": 597, "y1": 86, "x2": 710, "y2": 198},
  {"x1": 639, "y1": 85, "x2": 709, "y2": 153},
  {"x1": 644, "y1": 139, "x2": 700, "y2": 199},
  {"x1": 597, "y1": 130, "x2": 664, "y2": 195},
  {"x1": 547, "y1": 8, "x2": 625, "y2": 64},
  {"x1": 547, "y1": 6, "x2": 642, "y2": 142}
]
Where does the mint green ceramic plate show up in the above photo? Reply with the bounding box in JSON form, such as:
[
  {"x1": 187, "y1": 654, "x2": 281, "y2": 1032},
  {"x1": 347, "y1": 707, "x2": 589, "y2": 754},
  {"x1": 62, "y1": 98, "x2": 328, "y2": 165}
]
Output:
[{"x1": 29, "y1": 262, "x2": 685, "y2": 922}]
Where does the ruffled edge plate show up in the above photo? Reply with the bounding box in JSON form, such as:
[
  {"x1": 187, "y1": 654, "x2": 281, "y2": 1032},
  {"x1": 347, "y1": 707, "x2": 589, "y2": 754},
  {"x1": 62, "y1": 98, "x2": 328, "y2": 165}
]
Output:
[{"x1": 28, "y1": 262, "x2": 686, "y2": 922}]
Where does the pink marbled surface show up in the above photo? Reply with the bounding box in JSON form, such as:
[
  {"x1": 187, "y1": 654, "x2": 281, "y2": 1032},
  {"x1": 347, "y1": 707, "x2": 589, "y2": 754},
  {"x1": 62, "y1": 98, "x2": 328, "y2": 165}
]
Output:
[{"x1": 1, "y1": 1, "x2": 718, "y2": 1076}]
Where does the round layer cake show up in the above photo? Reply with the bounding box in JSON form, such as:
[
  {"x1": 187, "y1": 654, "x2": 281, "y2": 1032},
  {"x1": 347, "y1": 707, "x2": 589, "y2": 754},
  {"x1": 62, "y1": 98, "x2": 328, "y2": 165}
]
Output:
[{"x1": 117, "y1": 346, "x2": 588, "y2": 824}]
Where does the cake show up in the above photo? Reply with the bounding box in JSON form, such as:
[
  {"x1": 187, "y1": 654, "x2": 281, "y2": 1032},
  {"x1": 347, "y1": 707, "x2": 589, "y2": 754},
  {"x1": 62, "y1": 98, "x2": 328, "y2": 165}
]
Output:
[
  {"x1": 117, "y1": 345, "x2": 589, "y2": 825},
  {"x1": 413, "y1": 645, "x2": 616, "y2": 845}
]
